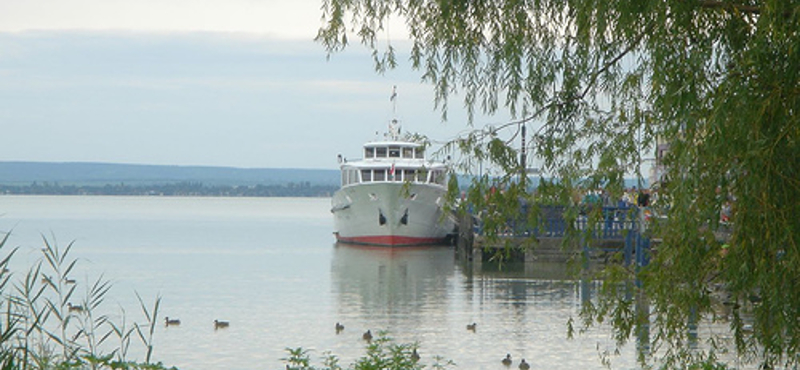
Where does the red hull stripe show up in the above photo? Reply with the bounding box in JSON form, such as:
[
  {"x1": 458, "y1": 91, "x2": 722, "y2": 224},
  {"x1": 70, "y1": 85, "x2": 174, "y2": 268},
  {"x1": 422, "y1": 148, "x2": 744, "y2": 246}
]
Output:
[{"x1": 336, "y1": 234, "x2": 446, "y2": 246}]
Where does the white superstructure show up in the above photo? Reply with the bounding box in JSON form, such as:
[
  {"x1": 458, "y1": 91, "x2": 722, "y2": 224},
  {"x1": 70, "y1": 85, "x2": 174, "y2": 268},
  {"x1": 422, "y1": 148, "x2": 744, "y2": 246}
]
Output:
[{"x1": 331, "y1": 121, "x2": 457, "y2": 246}]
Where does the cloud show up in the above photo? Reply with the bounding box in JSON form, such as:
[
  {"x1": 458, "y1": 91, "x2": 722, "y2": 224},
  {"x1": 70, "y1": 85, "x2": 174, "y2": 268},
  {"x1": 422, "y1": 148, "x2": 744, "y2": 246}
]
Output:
[
  {"x1": 0, "y1": 30, "x2": 467, "y2": 169},
  {"x1": 0, "y1": 0, "x2": 324, "y2": 39}
]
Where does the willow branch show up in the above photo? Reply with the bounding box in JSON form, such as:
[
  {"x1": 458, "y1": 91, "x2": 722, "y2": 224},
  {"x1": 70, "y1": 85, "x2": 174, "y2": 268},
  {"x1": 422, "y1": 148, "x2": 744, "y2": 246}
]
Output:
[{"x1": 699, "y1": 0, "x2": 761, "y2": 15}]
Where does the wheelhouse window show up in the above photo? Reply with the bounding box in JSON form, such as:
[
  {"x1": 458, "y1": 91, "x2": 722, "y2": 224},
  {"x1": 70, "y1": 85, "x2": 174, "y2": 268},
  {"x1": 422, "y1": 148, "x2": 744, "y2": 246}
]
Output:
[
  {"x1": 389, "y1": 146, "x2": 401, "y2": 158},
  {"x1": 403, "y1": 147, "x2": 413, "y2": 158},
  {"x1": 415, "y1": 148, "x2": 424, "y2": 159},
  {"x1": 403, "y1": 169, "x2": 416, "y2": 182},
  {"x1": 376, "y1": 147, "x2": 387, "y2": 158},
  {"x1": 349, "y1": 169, "x2": 359, "y2": 185},
  {"x1": 342, "y1": 169, "x2": 361, "y2": 186},
  {"x1": 416, "y1": 169, "x2": 427, "y2": 183},
  {"x1": 361, "y1": 169, "x2": 372, "y2": 182},
  {"x1": 364, "y1": 147, "x2": 375, "y2": 159},
  {"x1": 374, "y1": 169, "x2": 386, "y2": 181},
  {"x1": 430, "y1": 170, "x2": 446, "y2": 185}
]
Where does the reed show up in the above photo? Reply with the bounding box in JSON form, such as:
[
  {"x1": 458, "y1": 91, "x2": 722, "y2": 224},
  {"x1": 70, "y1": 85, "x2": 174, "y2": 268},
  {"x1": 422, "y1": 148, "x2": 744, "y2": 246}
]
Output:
[{"x1": 0, "y1": 231, "x2": 176, "y2": 370}]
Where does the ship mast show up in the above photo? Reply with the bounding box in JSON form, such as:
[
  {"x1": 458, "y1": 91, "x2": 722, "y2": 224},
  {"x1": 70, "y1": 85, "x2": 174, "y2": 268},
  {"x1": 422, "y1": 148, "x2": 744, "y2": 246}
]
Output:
[
  {"x1": 388, "y1": 86, "x2": 400, "y2": 140},
  {"x1": 391, "y1": 85, "x2": 398, "y2": 117}
]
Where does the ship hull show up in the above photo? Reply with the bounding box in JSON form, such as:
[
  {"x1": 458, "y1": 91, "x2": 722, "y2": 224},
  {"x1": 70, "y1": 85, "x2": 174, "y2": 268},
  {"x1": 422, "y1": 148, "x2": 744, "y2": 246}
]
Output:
[{"x1": 331, "y1": 182, "x2": 456, "y2": 246}]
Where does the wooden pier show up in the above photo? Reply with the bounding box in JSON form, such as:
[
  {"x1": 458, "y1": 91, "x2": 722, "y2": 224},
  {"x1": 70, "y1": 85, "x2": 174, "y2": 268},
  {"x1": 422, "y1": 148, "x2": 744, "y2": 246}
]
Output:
[{"x1": 456, "y1": 206, "x2": 656, "y2": 267}]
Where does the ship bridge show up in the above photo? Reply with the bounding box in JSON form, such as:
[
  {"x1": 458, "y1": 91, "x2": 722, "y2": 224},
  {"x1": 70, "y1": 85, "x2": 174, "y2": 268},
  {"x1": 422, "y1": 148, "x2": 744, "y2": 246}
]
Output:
[{"x1": 339, "y1": 141, "x2": 447, "y2": 187}]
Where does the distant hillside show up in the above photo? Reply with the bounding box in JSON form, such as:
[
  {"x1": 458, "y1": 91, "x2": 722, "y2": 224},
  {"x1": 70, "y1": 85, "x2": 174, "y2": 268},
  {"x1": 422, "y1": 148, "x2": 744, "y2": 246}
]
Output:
[{"x1": 0, "y1": 162, "x2": 340, "y2": 187}]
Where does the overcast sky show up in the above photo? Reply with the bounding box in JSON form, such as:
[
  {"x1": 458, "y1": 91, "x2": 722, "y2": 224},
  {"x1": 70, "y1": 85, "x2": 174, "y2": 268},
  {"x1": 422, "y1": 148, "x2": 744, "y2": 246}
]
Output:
[{"x1": 0, "y1": 0, "x2": 506, "y2": 170}]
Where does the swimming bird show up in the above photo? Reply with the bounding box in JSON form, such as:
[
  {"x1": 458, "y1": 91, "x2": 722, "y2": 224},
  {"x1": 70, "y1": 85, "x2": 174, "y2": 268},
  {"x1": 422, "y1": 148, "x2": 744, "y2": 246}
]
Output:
[
  {"x1": 214, "y1": 320, "x2": 229, "y2": 329},
  {"x1": 362, "y1": 330, "x2": 373, "y2": 342},
  {"x1": 518, "y1": 359, "x2": 530, "y2": 370},
  {"x1": 466, "y1": 322, "x2": 477, "y2": 331},
  {"x1": 501, "y1": 354, "x2": 512, "y2": 366},
  {"x1": 165, "y1": 317, "x2": 181, "y2": 326},
  {"x1": 411, "y1": 348, "x2": 420, "y2": 362},
  {"x1": 335, "y1": 322, "x2": 345, "y2": 333},
  {"x1": 67, "y1": 303, "x2": 84, "y2": 313}
]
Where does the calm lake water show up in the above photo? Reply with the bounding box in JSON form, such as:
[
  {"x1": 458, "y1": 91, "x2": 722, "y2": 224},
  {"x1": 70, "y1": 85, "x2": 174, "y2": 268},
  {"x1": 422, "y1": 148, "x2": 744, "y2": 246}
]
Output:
[{"x1": 0, "y1": 195, "x2": 640, "y2": 370}]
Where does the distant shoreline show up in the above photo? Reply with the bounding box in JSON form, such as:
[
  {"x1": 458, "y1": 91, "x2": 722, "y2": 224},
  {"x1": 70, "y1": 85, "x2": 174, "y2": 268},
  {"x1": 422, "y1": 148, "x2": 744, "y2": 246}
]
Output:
[
  {"x1": 0, "y1": 182, "x2": 337, "y2": 198},
  {"x1": 0, "y1": 161, "x2": 340, "y2": 188}
]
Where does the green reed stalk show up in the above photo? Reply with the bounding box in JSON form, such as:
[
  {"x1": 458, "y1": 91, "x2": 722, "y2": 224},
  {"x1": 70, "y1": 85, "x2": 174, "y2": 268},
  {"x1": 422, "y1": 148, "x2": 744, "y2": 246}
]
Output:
[
  {"x1": 106, "y1": 307, "x2": 134, "y2": 364},
  {"x1": 134, "y1": 293, "x2": 161, "y2": 365}
]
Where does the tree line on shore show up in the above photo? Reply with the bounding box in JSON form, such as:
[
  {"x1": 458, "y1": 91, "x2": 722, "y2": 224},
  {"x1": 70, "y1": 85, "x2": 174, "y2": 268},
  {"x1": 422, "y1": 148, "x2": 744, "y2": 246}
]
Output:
[{"x1": 0, "y1": 181, "x2": 338, "y2": 197}]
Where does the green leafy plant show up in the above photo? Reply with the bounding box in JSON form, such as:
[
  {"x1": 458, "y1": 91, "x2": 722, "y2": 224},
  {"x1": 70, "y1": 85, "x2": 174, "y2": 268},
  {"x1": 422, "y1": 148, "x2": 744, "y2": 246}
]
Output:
[{"x1": 283, "y1": 332, "x2": 453, "y2": 370}]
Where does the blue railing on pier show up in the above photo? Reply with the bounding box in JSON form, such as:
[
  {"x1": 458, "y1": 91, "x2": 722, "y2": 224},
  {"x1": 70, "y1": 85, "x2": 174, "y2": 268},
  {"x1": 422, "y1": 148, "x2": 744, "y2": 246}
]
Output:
[{"x1": 472, "y1": 205, "x2": 652, "y2": 267}]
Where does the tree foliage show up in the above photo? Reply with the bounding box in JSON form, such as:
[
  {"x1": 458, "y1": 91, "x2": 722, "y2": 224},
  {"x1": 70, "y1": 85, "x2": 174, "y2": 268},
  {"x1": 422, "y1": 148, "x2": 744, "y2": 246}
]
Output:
[{"x1": 317, "y1": 0, "x2": 800, "y2": 368}]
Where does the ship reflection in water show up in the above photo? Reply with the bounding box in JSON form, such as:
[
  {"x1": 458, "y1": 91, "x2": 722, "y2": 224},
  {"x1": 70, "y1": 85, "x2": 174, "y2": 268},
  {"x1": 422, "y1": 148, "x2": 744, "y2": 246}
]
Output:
[
  {"x1": 329, "y1": 242, "x2": 641, "y2": 370},
  {"x1": 331, "y1": 243, "x2": 455, "y2": 317}
]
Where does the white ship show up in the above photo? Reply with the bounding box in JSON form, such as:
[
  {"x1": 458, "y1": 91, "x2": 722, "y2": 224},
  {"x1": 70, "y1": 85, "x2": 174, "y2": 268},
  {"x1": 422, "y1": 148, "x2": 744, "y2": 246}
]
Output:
[{"x1": 331, "y1": 120, "x2": 457, "y2": 246}]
